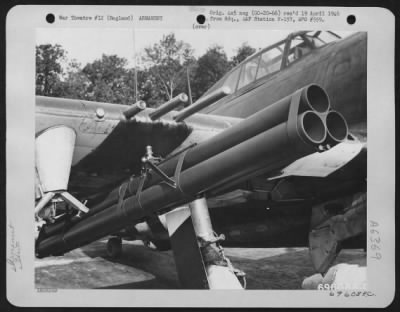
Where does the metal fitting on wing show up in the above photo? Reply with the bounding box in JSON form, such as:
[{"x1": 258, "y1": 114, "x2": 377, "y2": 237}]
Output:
[
  {"x1": 123, "y1": 100, "x2": 147, "y2": 120},
  {"x1": 149, "y1": 93, "x2": 188, "y2": 120},
  {"x1": 173, "y1": 87, "x2": 231, "y2": 122}
]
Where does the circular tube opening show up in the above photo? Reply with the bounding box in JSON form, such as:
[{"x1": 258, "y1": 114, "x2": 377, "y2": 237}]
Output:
[
  {"x1": 299, "y1": 111, "x2": 326, "y2": 144},
  {"x1": 326, "y1": 111, "x2": 348, "y2": 142},
  {"x1": 179, "y1": 93, "x2": 189, "y2": 102},
  {"x1": 137, "y1": 100, "x2": 147, "y2": 110},
  {"x1": 305, "y1": 84, "x2": 330, "y2": 113}
]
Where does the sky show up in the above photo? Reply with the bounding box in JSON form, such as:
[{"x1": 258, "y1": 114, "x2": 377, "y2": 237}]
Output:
[{"x1": 36, "y1": 28, "x2": 353, "y2": 68}]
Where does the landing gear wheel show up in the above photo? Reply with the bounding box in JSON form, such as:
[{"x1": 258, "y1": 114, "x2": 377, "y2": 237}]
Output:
[
  {"x1": 152, "y1": 239, "x2": 171, "y2": 251},
  {"x1": 107, "y1": 237, "x2": 122, "y2": 258}
]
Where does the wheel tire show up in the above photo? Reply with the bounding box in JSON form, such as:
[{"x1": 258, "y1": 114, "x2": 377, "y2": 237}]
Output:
[
  {"x1": 152, "y1": 239, "x2": 171, "y2": 251},
  {"x1": 107, "y1": 237, "x2": 122, "y2": 258}
]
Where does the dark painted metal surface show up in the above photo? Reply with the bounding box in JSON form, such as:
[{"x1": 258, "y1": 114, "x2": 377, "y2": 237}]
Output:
[
  {"x1": 36, "y1": 32, "x2": 366, "y2": 198},
  {"x1": 36, "y1": 101, "x2": 325, "y2": 257},
  {"x1": 72, "y1": 118, "x2": 191, "y2": 178},
  {"x1": 195, "y1": 31, "x2": 367, "y2": 255},
  {"x1": 167, "y1": 209, "x2": 209, "y2": 289},
  {"x1": 36, "y1": 31, "x2": 367, "y2": 261},
  {"x1": 39, "y1": 86, "x2": 330, "y2": 240},
  {"x1": 201, "y1": 32, "x2": 367, "y2": 139},
  {"x1": 211, "y1": 202, "x2": 312, "y2": 248},
  {"x1": 36, "y1": 97, "x2": 192, "y2": 195}
]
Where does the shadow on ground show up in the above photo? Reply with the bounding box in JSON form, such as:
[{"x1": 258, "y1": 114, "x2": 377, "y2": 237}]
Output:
[{"x1": 35, "y1": 239, "x2": 366, "y2": 290}]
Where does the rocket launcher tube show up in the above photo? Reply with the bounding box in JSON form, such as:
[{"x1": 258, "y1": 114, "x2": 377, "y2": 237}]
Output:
[
  {"x1": 103, "y1": 84, "x2": 329, "y2": 205},
  {"x1": 323, "y1": 110, "x2": 349, "y2": 145},
  {"x1": 298, "y1": 110, "x2": 327, "y2": 144},
  {"x1": 36, "y1": 110, "x2": 326, "y2": 257},
  {"x1": 40, "y1": 85, "x2": 332, "y2": 238},
  {"x1": 303, "y1": 84, "x2": 330, "y2": 113}
]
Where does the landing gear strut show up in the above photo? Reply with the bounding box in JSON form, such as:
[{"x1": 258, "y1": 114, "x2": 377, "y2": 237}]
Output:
[{"x1": 165, "y1": 197, "x2": 245, "y2": 289}]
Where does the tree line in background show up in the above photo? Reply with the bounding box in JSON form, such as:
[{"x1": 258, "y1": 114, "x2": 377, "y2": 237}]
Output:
[{"x1": 36, "y1": 33, "x2": 256, "y2": 107}]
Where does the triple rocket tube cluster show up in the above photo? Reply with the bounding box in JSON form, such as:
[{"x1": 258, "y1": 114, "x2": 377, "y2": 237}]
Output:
[{"x1": 36, "y1": 84, "x2": 348, "y2": 257}]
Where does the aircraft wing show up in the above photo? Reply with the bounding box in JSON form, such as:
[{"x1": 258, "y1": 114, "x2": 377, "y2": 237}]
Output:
[
  {"x1": 207, "y1": 138, "x2": 367, "y2": 208},
  {"x1": 268, "y1": 138, "x2": 366, "y2": 180},
  {"x1": 36, "y1": 95, "x2": 241, "y2": 201},
  {"x1": 68, "y1": 116, "x2": 191, "y2": 195},
  {"x1": 35, "y1": 84, "x2": 364, "y2": 263}
]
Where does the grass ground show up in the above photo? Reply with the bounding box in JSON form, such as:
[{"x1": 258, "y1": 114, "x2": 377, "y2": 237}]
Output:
[{"x1": 35, "y1": 239, "x2": 366, "y2": 289}]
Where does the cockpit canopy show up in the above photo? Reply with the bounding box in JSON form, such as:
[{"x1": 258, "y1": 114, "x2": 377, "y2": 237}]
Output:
[{"x1": 202, "y1": 31, "x2": 342, "y2": 97}]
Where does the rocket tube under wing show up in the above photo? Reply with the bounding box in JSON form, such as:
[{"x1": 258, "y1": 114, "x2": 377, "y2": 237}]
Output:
[
  {"x1": 119, "y1": 84, "x2": 330, "y2": 196},
  {"x1": 36, "y1": 109, "x2": 327, "y2": 257},
  {"x1": 39, "y1": 84, "x2": 332, "y2": 239},
  {"x1": 323, "y1": 110, "x2": 349, "y2": 145}
]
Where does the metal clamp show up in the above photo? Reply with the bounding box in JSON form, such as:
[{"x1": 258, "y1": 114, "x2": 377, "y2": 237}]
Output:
[
  {"x1": 117, "y1": 181, "x2": 129, "y2": 216},
  {"x1": 286, "y1": 89, "x2": 303, "y2": 148},
  {"x1": 144, "y1": 161, "x2": 176, "y2": 188},
  {"x1": 173, "y1": 149, "x2": 189, "y2": 194},
  {"x1": 134, "y1": 173, "x2": 147, "y2": 214},
  {"x1": 141, "y1": 145, "x2": 176, "y2": 188},
  {"x1": 197, "y1": 233, "x2": 225, "y2": 248},
  {"x1": 141, "y1": 145, "x2": 193, "y2": 195},
  {"x1": 134, "y1": 146, "x2": 194, "y2": 214}
]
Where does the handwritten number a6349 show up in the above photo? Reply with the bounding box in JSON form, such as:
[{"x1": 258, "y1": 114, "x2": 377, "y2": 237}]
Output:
[{"x1": 370, "y1": 220, "x2": 382, "y2": 260}]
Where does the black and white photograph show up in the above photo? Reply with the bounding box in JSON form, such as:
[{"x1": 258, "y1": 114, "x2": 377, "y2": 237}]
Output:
[
  {"x1": 6, "y1": 5, "x2": 395, "y2": 308},
  {"x1": 33, "y1": 27, "x2": 368, "y2": 290}
]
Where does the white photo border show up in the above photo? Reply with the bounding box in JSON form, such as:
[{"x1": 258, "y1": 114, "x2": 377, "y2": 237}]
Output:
[{"x1": 6, "y1": 5, "x2": 395, "y2": 308}]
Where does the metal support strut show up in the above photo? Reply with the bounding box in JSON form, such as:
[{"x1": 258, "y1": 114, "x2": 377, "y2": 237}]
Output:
[
  {"x1": 165, "y1": 197, "x2": 245, "y2": 289},
  {"x1": 189, "y1": 197, "x2": 245, "y2": 289}
]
